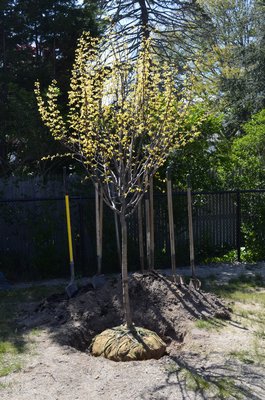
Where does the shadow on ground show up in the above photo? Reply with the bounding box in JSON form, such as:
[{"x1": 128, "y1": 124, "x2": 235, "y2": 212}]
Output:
[{"x1": 139, "y1": 354, "x2": 265, "y2": 400}]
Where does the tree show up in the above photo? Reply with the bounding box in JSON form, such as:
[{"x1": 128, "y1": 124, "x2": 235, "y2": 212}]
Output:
[
  {"x1": 219, "y1": 109, "x2": 265, "y2": 189},
  {"x1": 165, "y1": 106, "x2": 224, "y2": 191},
  {"x1": 215, "y1": 109, "x2": 265, "y2": 261},
  {"x1": 0, "y1": 0, "x2": 100, "y2": 175},
  {"x1": 35, "y1": 32, "x2": 200, "y2": 327},
  {"x1": 95, "y1": 0, "x2": 211, "y2": 60},
  {"x1": 193, "y1": 0, "x2": 265, "y2": 132}
]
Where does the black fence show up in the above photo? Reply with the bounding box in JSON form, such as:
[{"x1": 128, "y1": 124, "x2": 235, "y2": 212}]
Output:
[{"x1": 1, "y1": 189, "x2": 265, "y2": 281}]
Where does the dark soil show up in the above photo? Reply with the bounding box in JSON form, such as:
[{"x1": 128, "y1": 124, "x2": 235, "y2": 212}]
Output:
[{"x1": 20, "y1": 271, "x2": 230, "y2": 352}]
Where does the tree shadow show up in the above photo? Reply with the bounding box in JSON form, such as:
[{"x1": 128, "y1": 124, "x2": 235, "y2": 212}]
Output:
[{"x1": 139, "y1": 354, "x2": 265, "y2": 400}]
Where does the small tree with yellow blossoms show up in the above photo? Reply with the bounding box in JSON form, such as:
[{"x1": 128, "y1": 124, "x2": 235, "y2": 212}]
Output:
[{"x1": 35, "y1": 32, "x2": 198, "y2": 329}]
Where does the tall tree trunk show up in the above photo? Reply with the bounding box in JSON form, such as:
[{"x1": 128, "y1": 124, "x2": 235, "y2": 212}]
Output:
[
  {"x1": 120, "y1": 206, "x2": 133, "y2": 328},
  {"x1": 138, "y1": 0, "x2": 150, "y2": 40}
]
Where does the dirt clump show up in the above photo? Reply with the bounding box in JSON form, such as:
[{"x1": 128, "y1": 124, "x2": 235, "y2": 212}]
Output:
[{"x1": 20, "y1": 271, "x2": 230, "y2": 353}]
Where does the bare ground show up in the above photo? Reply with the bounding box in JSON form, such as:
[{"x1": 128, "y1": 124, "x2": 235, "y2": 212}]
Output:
[{"x1": 1, "y1": 264, "x2": 265, "y2": 400}]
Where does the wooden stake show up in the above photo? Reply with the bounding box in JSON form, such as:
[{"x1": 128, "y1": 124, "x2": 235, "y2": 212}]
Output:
[
  {"x1": 166, "y1": 174, "x2": 176, "y2": 280},
  {"x1": 187, "y1": 177, "x2": 195, "y2": 278},
  {"x1": 99, "y1": 185, "x2": 103, "y2": 269},
  {"x1": 145, "y1": 177, "x2": 151, "y2": 270},
  {"x1": 95, "y1": 183, "x2": 103, "y2": 275},
  {"x1": 149, "y1": 176, "x2": 155, "y2": 270},
  {"x1": 138, "y1": 191, "x2": 145, "y2": 273}
]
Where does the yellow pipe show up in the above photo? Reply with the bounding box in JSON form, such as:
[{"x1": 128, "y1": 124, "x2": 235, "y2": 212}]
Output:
[{"x1": 65, "y1": 194, "x2": 74, "y2": 263}]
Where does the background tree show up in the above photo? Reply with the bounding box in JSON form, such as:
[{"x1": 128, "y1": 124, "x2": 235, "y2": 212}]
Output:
[
  {"x1": 162, "y1": 105, "x2": 224, "y2": 191},
  {"x1": 35, "y1": 33, "x2": 200, "y2": 327},
  {"x1": 217, "y1": 109, "x2": 265, "y2": 189},
  {"x1": 95, "y1": 0, "x2": 211, "y2": 61},
  {"x1": 0, "y1": 0, "x2": 101, "y2": 175},
  {"x1": 194, "y1": 0, "x2": 265, "y2": 133}
]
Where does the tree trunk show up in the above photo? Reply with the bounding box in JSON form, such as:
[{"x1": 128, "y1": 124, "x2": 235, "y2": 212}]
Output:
[
  {"x1": 95, "y1": 183, "x2": 103, "y2": 275},
  {"x1": 120, "y1": 207, "x2": 133, "y2": 328},
  {"x1": 114, "y1": 211, "x2": 122, "y2": 268},
  {"x1": 138, "y1": 0, "x2": 150, "y2": 40}
]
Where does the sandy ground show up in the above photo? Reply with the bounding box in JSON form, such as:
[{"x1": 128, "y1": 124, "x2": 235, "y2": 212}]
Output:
[
  {"x1": 1, "y1": 263, "x2": 265, "y2": 400},
  {"x1": 1, "y1": 321, "x2": 264, "y2": 400}
]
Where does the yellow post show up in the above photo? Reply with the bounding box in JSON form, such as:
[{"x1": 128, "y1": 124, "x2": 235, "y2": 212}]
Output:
[{"x1": 65, "y1": 194, "x2": 74, "y2": 263}]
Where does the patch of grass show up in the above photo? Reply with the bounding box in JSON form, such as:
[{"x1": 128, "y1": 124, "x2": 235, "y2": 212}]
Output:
[
  {"x1": 0, "y1": 382, "x2": 11, "y2": 389},
  {"x1": 0, "y1": 359, "x2": 22, "y2": 377},
  {"x1": 0, "y1": 341, "x2": 21, "y2": 355},
  {"x1": 195, "y1": 318, "x2": 225, "y2": 331},
  {"x1": 164, "y1": 362, "x2": 180, "y2": 373},
  {"x1": 182, "y1": 368, "x2": 210, "y2": 392},
  {"x1": 253, "y1": 338, "x2": 265, "y2": 365},
  {"x1": 209, "y1": 274, "x2": 265, "y2": 305},
  {"x1": 254, "y1": 328, "x2": 265, "y2": 340},
  {"x1": 0, "y1": 339, "x2": 24, "y2": 377},
  {"x1": 235, "y1": 308, "x2": 256, "y2": 318},
  {"x1": 232, "y1": 305, "x2": 265, "y2": 329},
  {"x1": 180, "y1": 368, "x2": 242, "y2": 399},
  {"x1": 229, "y1": 339, "x2": 265, "y2": 366},
  {"x1": 214, "y1": 378, "x2": 243, "y2": 400},
  {"x1": 229, "y1": 350, "x2": 254, "y2": 365},
  {"x1": 0, "y1": 285, "x2": 64, "y2": 378},
  {"x1": 0, "y1": 285, "x2": 65, "y2": 305},
  {"x1": 29, "y1": 327, "x2": 43, "y2": 337},
  {"x1": 226, "y1": 290, "x2": 265, "y2": 305},
  {"x1": 254, "y1": 310, "x2": 265, "y2": 321}
]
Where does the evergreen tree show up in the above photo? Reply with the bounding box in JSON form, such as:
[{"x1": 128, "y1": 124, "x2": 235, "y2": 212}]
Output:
[
  {"x1": 95, "y1": 0, "x2": 211, "y2": 61},
  {"x1": 0, "y1": 0, "x2": 101, "y2": 175}
]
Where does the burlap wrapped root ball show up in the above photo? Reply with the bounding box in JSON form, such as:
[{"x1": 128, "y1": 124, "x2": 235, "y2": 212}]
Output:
[{"x1": 91, "y1": 325, "x2": 166, "y2": 361}]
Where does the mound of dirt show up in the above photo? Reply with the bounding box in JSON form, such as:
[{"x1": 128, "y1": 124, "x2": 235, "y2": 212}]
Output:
[{"x1": 20, "y1": 272, "x2": 230, "y2": 353}]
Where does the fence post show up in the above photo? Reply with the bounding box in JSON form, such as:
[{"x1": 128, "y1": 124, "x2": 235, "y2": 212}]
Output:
[{"x1": 236, "y1": 190, "x2": 241, "y2": 262}]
